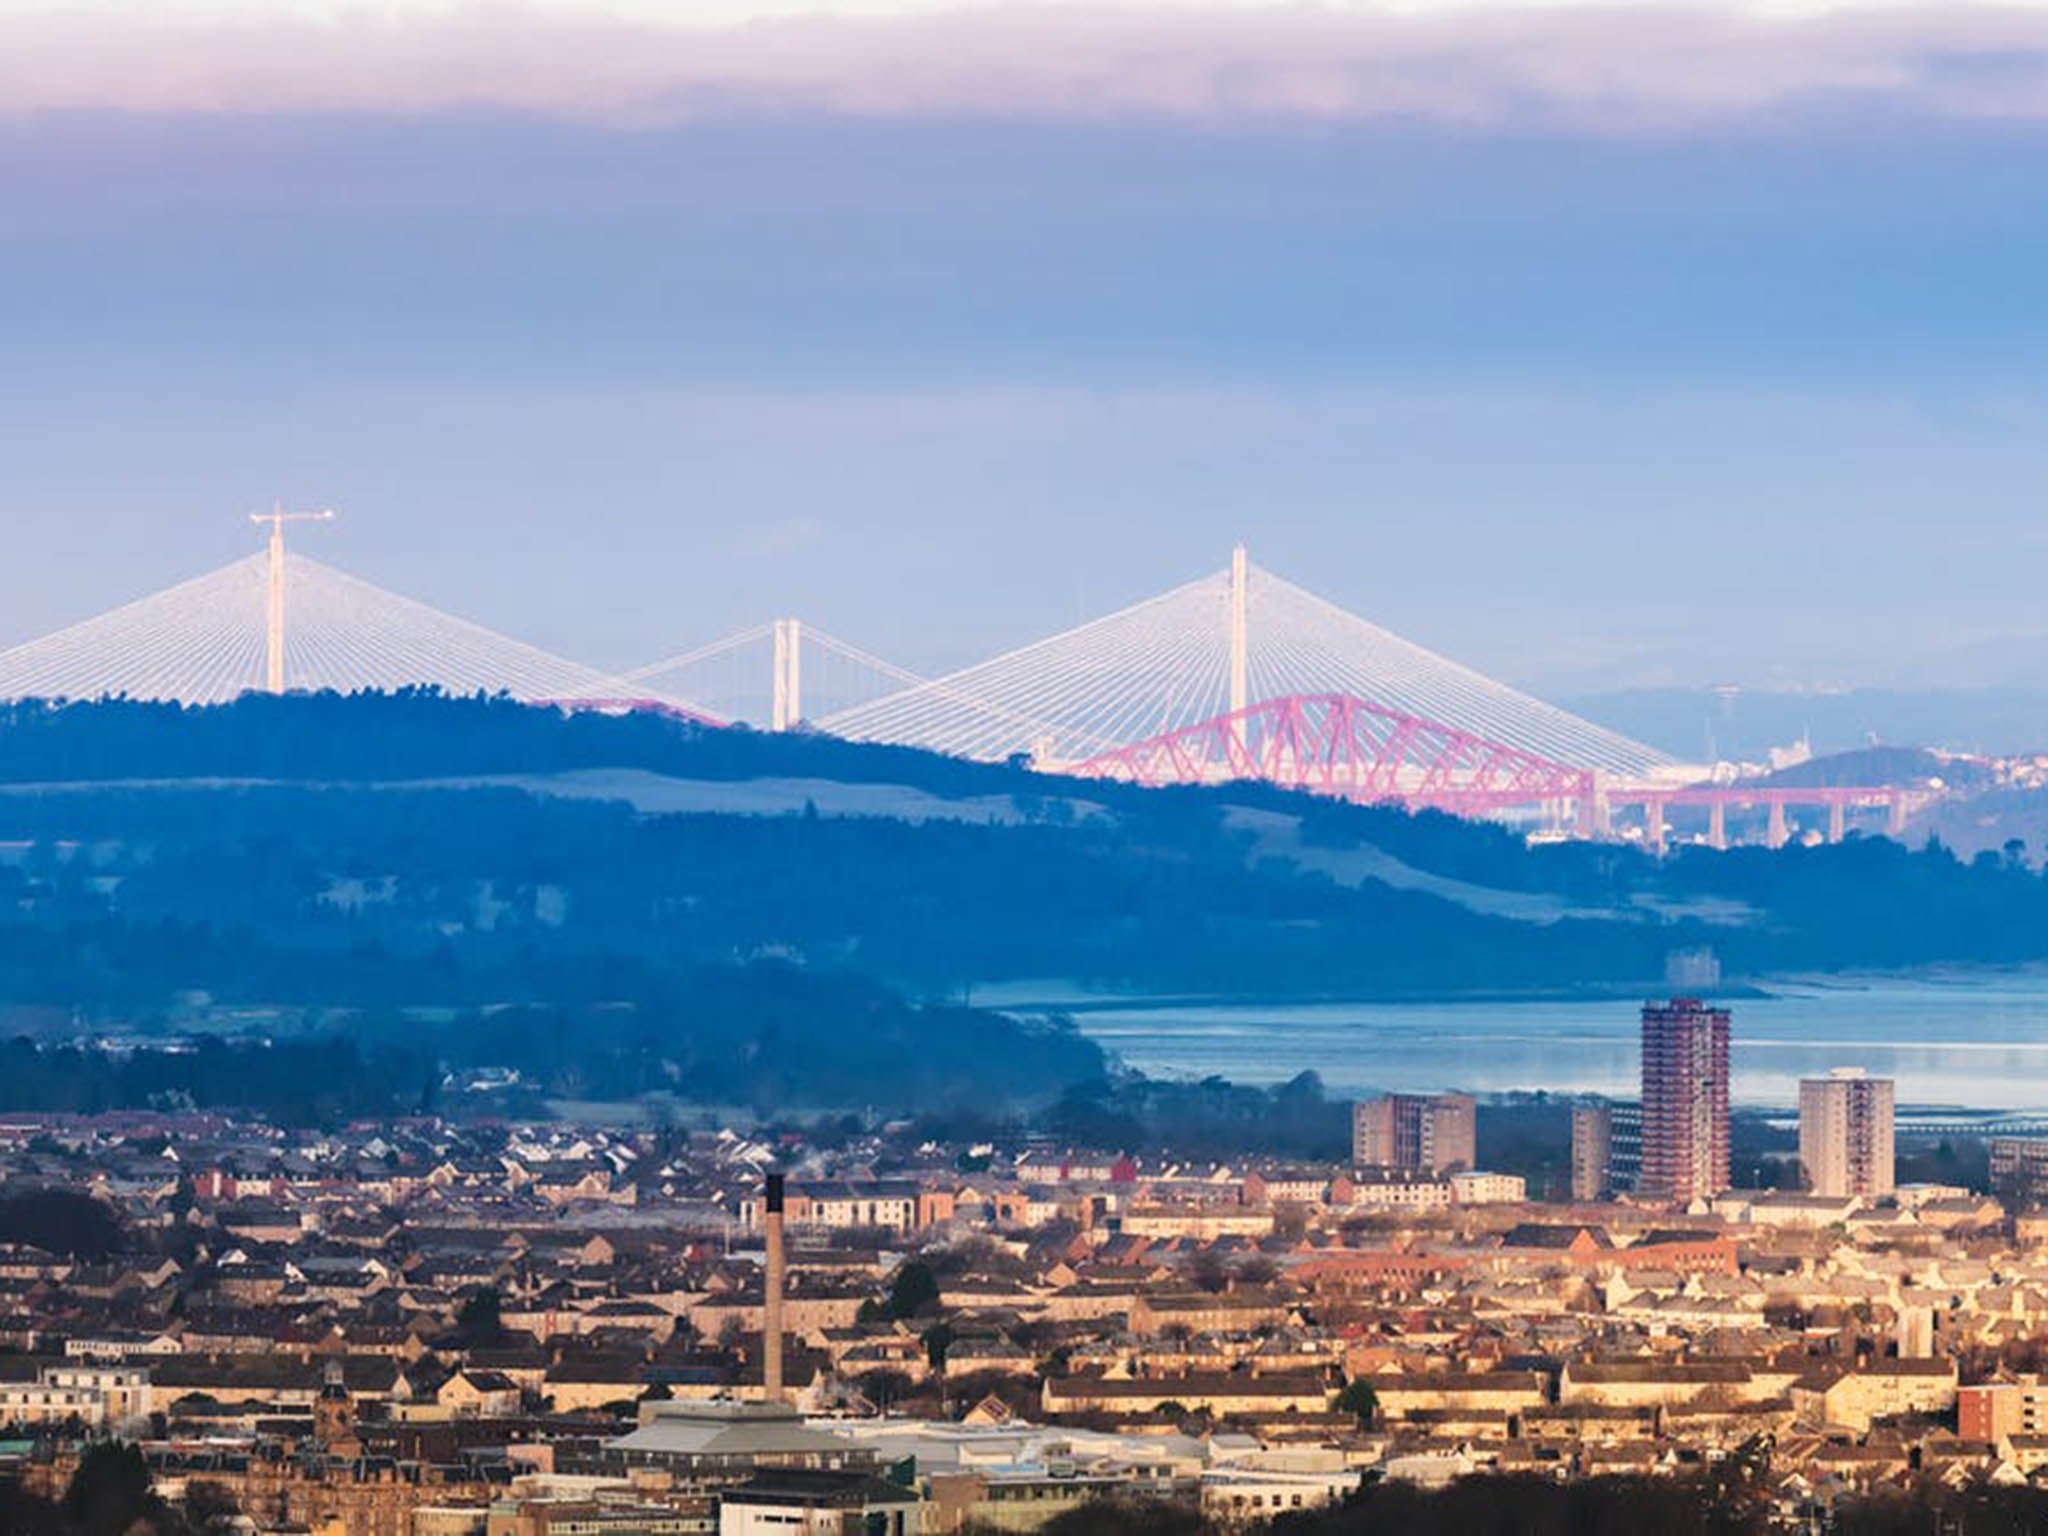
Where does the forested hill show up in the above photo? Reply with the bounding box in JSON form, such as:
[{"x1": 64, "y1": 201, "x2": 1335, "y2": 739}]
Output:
[
  {"x1": 0, "y1": 690, "x2": 1031, "y2": 793},
  {"x1": 0, "y1": 693, "x2": 2044, "y2": 1022}
]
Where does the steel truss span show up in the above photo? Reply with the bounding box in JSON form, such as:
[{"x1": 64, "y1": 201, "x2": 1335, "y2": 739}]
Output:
[
  {"x1": 821, "y1": 554, "x2": 1668, "y2": 777},
  {"x1": 0, "y1": 551, "x2": 706, "y2": 713},
  {"x1": 1069, "y1": 692, "x2": 1596, "y2": 815},
  {"x1": 1065, "y1": 694, "x2": 1923, "y2": 845}
]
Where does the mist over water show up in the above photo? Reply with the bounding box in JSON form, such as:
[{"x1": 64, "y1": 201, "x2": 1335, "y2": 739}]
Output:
[{"x1": 1064, "y1": 972, "x2": 2048, "y2": 1111}]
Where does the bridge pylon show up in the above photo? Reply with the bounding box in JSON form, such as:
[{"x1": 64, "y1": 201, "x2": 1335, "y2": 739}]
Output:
[
  {"x1": 772, "y1": 618, "x2": 803, "y2": 731},
  {"x1": 249, "y1": 504, "x2": 336, "y2": 693}
]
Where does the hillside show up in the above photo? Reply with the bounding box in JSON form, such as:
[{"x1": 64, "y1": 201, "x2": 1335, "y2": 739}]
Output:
[
  {"x1": 1568, "y1": 685, "x2": 2048, "y2": 761},
  {"x1": 1750, "y1": 745, "x2": 1989, "y2": 793},
  {"x1": 0, "y1": 694, "x2": 2045, "y2": 1027}
]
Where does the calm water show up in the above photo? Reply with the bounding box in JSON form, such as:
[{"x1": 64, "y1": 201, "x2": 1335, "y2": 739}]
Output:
[{"x1": 1061, "y1": 972, "x2": 2048, "y2": 1111}]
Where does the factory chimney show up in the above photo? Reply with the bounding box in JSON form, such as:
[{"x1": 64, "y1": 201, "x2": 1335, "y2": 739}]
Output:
[{"x1": 763, "y1": 1172, "x2": 786, "y2": 1402}]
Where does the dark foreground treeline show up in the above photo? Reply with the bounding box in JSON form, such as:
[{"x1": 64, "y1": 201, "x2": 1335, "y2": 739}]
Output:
[
  {"x1": 9, "y1": 1434, "x2": 2048, "y2": 1536},
  {"x1": 1023, "y1": 1472, "x2": 2048, "y2": 1535},
  {"x1": 0, "y1": 963, "x2": 1106, "y2": 1122},
  {"x1": 0, "y1": 1029, "x2": 1362, "y2": 1151},
  {"x1": 0, "y1": 998, "x2": 1359, "y2": 1149},
  {"x1": 1032, "y1": 1071, "x2": 1353, "y2": 1163}
]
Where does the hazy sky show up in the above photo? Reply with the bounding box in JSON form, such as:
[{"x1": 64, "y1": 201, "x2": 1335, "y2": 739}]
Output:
[{"x1": 5, "y1": 0, "x2": 2048, "y2": 693}]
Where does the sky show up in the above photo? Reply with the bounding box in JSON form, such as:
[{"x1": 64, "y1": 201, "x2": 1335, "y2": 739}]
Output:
[{"x1": 5, "y1": 1, "x2": 2048, "y2": 695}]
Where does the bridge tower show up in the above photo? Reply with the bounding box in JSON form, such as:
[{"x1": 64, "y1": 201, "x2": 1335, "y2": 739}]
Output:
[
  {"x1": 249, "y1": 503, "x2": 336, "y2": 693},
  {"x1": 771, "y1": 617, "x2": 803, "y2": 731},
  {"x1": 1229, "y1": 542, "x2": 1249, "y2": 716}
]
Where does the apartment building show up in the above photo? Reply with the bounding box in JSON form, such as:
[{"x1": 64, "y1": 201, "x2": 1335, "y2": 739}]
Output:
[{"x1": 1352, "y1": 1093, "x2": 1475, "y2": 1175}]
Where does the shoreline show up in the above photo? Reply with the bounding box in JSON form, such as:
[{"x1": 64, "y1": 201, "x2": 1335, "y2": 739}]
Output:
[
  {"x1": 1040, "y1": 965, "x2": 2048, "y2": 1118},
  {"x1": 980, "y1": 961, "x2": 2048, "y2": 1015}
]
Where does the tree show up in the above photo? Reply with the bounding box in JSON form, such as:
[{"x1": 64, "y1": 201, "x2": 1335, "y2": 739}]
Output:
[
  {"x1": 456, "y1": 1285, "x2": 504, "y2": 1343},
  {"x1": 884, "y1": 1260, "x2": 940, "y2": 1320},
  {"x1": 1040, "y1": 1496, "x2": 1212, "y2": 1535},
  {"x1": 1333, "y1": 1378, "x2": 1377, "y2": 1427},
  {"x1": 1702, "y1": 1433, "x2": 1773, "y2": 1533},
  {"x1": 1235, "y1": 1254, "x2": 1280, "y2": 1286},
  {"x1": 1267, "y1": 1473, "x2": 1769, "y2": 1533},
  {"x1": 1832, "y1": 1478, "x2": 2048, "y2": 1534},
  {"x1": 0, "y1": 1485, "x2": 62, "y2": 1536},
  {"x1": 0, "y1": 1189, "x2": 125, "y2": 1259},
  {"x1": 923, "y1": 1321, "x2": 956, "y2": 1373},
  {"x1": 1188, "y1": 1248, "x2": 1231, "y2": 1294},
  {"x1": 63, "y1": 1442, "x2": 160, "y2": 1536},
  {"x1": 860, "y1": 1369, "x2": 915, "y2": 1410},
  {"x1": 184, "y1": 1479, "x2": 240, "y2": 1529}
]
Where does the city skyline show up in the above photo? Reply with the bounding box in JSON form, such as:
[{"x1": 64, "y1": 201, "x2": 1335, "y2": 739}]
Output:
[{"x1": 5, "y1": 8, "x2": 2048, "y2": 1532}]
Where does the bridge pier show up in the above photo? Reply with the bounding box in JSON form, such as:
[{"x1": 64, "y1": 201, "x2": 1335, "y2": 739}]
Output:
[
  {"x1": 1767, "y1": 799, "x2": 1789, "y2": 849},
  {"x1": 1644, "y1": 797, "x2": 1666, "y2": 856},
  {"x1": 1827, "y1": 799, "x2": 1846, "y2": 844},
  {"x1": 1707, "y1": 800, "x2": 1727, "y2": 851},
  {"x1": 1578, "y1": 774, "x2": 1610, "y2": 840},
  {"x1": 1887, "y1": 792, "x2": 1908, "y2": 837}
]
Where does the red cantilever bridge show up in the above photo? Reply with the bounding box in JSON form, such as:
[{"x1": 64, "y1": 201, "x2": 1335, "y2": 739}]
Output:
[
  {"x1": 1071, "y1": 692, "x2": 1592, "y2": 818},
  {"x1": 1063, "y1": 691, "x2": 1925, "y2": 851}
]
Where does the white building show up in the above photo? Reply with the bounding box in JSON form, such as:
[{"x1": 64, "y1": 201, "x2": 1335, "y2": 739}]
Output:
[
  {"x1": 1201, "y1": 1468, "x2": 1361, "y2": 1526},
  {"x1": 719, "y1": 1470, "x2": 920, "y2": 1535},
  {"x1": 1799, "y1": 1069, "x2": 1895, "y2": 1197},
  {"x1": 1449, "y1": 1171, "x2": 1528, "y2": 1206},
  {"x1": 0, "y1": 1364, "x2": 151, "y2": 1426}
]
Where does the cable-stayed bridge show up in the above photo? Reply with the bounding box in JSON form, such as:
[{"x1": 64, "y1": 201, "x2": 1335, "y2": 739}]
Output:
[
  {"x1": 821, "y1": 547, "x2": 1664, "y2": 779},
  {"x1": 0, "y1": 517, "x2": 1930, "y2": 847},
  {"x1": 0, "y1": 547, "x2": 676, "y2": 711},
  {"x1": 627, "y1": 619, "x2": 924, "y2": 731}
]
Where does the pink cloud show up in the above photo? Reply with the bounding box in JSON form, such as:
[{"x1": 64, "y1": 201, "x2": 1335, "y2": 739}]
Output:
[{"x1": 2, "y1": 5, "x2": 2048, "y2": 129}]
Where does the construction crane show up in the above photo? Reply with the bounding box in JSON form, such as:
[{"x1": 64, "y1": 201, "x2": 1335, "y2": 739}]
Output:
[{"x1": 249, "y1": 504, "x2": 337, "y2": 693}]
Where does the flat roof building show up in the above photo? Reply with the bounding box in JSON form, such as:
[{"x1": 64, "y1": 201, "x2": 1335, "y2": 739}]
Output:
[
  {"x1": 1638, "y1": 999, "x2": 1730, "y2": 1205},
  {"x1": 1353, "y1": 1093, "x2": 1475, "y2": 1176},
  {"x1": 1799, "y1": 1069, "x2": 1894, "y2": 1198}
]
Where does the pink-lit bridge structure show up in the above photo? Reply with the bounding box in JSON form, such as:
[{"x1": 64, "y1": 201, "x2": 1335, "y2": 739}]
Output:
[
  {"x1": 818, "y1": 546, "x2": 1938, "y2": 849},
  {"x1": 1617, "y1": 784, "x2": 1922, "y2": 852},
  {"x1": 0, "y1": 522, "x2": 1938, "y2": 850},
  {"x1": 1059, "y1": 693, "x2": 1926, "y2": 851},
  {"x1": 1069, "y1": 692, "x2": 1595, "y2": 819}
]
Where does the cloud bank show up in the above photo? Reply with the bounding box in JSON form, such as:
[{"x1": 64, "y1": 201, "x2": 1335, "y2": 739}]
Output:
[{"x1": 5, "y1": 4, "x2": 2048, "y2": 129}]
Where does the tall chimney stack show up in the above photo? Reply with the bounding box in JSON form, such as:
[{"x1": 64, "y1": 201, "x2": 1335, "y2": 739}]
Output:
[{"x1": 763, "y1": 1172, "x2": 786, "y2": 1402}]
